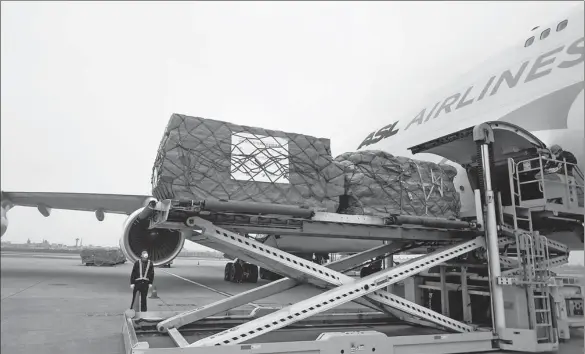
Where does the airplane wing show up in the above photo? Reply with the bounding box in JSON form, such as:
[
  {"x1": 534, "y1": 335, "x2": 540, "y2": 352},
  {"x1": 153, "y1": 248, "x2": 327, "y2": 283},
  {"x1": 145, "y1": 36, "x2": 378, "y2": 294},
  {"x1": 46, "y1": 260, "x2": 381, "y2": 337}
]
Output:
[{"x1": 1, "y1": 191, "x2": 155, "y2": 215}]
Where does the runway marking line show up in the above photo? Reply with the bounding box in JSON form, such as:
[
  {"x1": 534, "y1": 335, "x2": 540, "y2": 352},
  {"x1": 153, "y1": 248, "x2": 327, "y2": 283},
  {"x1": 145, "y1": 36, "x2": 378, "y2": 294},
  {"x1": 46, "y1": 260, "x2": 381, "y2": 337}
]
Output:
[
  {"x1": 160, "y1": 269, "x2": 260, "y2": 308},
  {"x1": 1, "y1": 279, "x2": 47, "y2": 301}
]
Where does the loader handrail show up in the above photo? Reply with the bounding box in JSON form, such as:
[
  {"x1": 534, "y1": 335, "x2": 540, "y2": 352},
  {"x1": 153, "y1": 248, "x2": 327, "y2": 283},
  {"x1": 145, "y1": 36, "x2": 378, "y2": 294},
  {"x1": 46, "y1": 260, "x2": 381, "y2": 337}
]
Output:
[{"x1": 514, "y1": 154, "x2": 584, "y2": 208}]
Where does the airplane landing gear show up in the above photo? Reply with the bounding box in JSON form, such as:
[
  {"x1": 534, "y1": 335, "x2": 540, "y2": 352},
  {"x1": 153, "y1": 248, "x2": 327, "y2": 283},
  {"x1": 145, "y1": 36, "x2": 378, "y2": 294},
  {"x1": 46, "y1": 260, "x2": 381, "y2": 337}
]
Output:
[
  {"x1": 259, "y1": 267, "x2": 283, "y2": 281},
  {"x1": 224, "y1": 260, "x2": 258, "y2": 283},
  {"x1": 259, "y1": 253, "x2": 326, "y2": 281}
]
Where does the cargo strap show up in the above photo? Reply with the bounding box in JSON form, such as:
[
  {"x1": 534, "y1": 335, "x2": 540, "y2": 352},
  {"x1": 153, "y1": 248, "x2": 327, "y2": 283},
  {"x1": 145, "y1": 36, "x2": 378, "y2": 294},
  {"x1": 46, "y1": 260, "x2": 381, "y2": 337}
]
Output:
[{"x1": 136, "y1": 259, "x2": 151, "y2": 282}]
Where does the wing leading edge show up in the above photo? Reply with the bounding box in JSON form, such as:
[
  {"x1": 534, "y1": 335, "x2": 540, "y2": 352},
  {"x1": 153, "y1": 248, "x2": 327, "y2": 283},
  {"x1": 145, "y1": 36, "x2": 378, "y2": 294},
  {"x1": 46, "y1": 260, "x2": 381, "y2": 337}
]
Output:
[{"x1": 1, "y1": 191, "x2": 155, "y2": 215}]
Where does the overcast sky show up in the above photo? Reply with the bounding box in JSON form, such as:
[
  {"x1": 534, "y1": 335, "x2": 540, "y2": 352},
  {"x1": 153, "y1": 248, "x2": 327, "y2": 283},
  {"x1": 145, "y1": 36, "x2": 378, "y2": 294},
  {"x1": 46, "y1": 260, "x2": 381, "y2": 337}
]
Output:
[{"x1": 1, "y1": 1, "x2": 582, "y2": 262}]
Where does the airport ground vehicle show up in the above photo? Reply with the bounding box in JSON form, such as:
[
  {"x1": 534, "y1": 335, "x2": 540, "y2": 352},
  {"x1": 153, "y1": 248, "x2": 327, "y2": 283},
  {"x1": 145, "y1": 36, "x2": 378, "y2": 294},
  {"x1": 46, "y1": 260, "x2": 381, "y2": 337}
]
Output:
[
  {"x1": 80, "y1": 247, "x2": 126, "y2": 266},
  {"x1": 121, "y1": 122, "x2": 584, "y2": 353}
]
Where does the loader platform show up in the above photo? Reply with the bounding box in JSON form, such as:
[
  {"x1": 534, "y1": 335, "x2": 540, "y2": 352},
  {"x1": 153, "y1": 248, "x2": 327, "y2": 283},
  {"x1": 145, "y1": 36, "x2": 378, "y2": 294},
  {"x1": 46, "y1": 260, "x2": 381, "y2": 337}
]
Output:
[
  {"x1": 122, "y1": 307, "x2": 496, "y2": 354},
  {"x1": 122, "y1": 122, "x2": 584, "y2": 354}
]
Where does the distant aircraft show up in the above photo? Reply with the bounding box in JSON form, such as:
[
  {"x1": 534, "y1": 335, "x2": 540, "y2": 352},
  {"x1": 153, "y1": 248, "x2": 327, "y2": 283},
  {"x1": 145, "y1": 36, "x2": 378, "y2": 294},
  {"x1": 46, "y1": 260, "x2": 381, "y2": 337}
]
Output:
[{"x1": 1, "y1": 4, "x2": 583, "y2": 266}]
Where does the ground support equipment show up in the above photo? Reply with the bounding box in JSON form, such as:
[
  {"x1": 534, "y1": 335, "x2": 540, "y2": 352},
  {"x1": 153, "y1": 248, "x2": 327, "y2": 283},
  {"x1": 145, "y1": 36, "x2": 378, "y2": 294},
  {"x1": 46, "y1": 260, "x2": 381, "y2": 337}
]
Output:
[
  {"x1": 122, "y1": 206, "x2": 497, "y2": 353},
  {"x1": 123, "y1": 307, "x2": 496, "y2": 354},
  {"x1": 122, "y1": 122, "x2": 584, "y2": 354}
]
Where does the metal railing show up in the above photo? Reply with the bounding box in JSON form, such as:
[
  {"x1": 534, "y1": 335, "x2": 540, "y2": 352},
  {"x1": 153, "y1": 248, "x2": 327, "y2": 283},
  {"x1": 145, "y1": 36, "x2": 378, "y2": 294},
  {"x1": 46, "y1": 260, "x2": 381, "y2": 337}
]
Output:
[{"x1": 513, "y1": 155, "x2": 584, "y2": 209}]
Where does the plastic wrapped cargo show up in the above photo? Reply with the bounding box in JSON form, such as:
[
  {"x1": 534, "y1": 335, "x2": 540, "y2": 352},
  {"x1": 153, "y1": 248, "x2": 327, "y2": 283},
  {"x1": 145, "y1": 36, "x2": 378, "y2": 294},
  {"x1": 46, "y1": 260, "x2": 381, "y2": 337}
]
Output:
[
  {"x1": 335, "y1": 150, "x2": 460, "y2": 218},
  {"x1": 151, "y1": 114, "x2": 346, "y2": 211},
  {"x1": 80, "y1": 247, "x2": 126, "y2": 266}
]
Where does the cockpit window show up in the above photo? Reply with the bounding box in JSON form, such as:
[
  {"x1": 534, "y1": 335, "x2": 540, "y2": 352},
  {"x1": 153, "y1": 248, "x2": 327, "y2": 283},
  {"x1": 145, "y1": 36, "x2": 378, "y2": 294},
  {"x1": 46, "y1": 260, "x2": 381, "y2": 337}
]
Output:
[
  {"x1": 540, "y1": 28, "x2": 550, "y2": 40},
  {"x1": 525, "y1": 36, "x2": 534, "y2": 47},
  {"x1": 557, "y1": 20, "x2": 568, "y2": 32}
]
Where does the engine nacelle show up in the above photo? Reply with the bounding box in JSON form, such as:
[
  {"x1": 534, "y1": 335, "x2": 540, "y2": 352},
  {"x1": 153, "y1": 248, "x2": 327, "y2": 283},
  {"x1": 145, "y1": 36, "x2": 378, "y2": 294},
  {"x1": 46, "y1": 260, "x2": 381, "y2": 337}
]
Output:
[
  {"x1": 119, "y1": 207, "x2": 185, "y2": 266},
  {"x1": 1, "y1": 205, "x2": 8, "y2": 237}
]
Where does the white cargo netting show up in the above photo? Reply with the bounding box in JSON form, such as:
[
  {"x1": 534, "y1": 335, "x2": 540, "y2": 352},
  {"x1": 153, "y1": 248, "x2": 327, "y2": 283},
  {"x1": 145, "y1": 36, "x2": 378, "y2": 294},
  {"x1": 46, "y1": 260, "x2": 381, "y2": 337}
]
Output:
[{"x1": 230, "y1": 132, "x2": 290, "y2": 184}]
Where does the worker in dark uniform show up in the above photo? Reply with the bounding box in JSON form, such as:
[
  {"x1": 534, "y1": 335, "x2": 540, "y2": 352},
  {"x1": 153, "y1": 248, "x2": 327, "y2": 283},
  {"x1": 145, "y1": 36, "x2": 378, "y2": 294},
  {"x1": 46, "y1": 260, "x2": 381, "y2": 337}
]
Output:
[
  {"x1": 541, "y1": 144, "x2": 580, "y2": 204},
  {"x1": 545, "y1": 144, "x2": 578, "y2": 176},
  {"x1": 130, "y1": 250, "x2": 154, "y2": 312}
]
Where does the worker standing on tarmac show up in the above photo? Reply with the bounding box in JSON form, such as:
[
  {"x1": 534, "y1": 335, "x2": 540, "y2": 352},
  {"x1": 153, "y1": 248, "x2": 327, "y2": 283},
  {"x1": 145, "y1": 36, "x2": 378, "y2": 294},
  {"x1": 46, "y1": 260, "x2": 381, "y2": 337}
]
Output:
[{"x1": 130, "y1": 250, "x2": 154, "y2": 312}]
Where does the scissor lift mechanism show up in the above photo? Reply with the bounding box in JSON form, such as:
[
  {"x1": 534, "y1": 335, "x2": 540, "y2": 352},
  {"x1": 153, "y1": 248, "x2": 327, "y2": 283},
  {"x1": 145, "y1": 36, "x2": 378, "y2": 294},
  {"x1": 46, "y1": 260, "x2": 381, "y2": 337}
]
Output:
[{"x1": 122, "y1": 122, "x2": 583, "y2": 354}]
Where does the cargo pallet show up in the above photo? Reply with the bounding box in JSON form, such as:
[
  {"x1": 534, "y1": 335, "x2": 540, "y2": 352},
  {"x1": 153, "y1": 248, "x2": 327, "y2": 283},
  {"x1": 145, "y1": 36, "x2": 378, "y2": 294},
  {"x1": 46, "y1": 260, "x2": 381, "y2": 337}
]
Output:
[{"x1": 122, "y1": 122, "x2": 584, "y2": 354}]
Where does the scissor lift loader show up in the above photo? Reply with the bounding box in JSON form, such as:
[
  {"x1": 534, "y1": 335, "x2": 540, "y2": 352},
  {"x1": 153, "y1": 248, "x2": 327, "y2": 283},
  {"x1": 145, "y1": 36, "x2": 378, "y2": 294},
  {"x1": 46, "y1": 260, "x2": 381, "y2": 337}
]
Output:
[{"x1": 122, "y1": 122, "x2": 584, "y2": 354}]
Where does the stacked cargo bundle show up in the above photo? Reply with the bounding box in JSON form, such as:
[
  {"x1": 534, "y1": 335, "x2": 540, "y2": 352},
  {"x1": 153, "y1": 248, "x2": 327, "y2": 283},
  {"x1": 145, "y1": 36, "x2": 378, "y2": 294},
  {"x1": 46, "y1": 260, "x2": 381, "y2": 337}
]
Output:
[
  {"x1": 151, "y1": 114, "x2": 461, "y2": 219},
  {"x1": 335, "y1": 150, "x2": 460, "y2": 218},
  {"x1": 151, "y1": 114, "x2": 346, "y2": 212}
]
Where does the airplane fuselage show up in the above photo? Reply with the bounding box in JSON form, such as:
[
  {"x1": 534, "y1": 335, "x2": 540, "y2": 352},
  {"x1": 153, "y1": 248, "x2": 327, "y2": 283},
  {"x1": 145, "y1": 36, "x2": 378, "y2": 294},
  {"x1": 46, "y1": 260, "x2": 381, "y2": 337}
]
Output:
[
  {"x1": 359, "y1": 9, "x2": 583, "y2": 216},
  {"x1": 273, "y1": 5, "x2": 584, "y2": 254}
]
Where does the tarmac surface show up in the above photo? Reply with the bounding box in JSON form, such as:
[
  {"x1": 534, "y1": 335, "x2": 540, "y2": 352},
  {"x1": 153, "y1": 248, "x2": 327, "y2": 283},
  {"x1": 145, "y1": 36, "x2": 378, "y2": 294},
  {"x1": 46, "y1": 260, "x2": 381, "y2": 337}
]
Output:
[{"x1": 1, "y1": 252, "x2": 583, "y2": 354}]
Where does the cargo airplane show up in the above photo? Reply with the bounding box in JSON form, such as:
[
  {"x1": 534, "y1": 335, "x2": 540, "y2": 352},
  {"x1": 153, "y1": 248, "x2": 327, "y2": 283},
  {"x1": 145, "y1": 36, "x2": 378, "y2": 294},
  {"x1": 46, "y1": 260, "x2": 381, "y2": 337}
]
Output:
[{"x1": 1, "y1": 4, "x2": 583, "y2": 266}]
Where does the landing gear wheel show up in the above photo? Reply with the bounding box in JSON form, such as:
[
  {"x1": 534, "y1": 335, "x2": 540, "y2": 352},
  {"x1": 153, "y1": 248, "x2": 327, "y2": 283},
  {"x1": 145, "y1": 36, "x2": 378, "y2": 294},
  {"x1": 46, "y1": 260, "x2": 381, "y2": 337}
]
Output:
[
  {"x1": 269, "y1": 271, "x2": 282, "y2": 281},
  {"x1": 242, "y1": 264, "x2": 250, "y2": 282},
  {"x1": 224, "y1": 263, "x2": 232, "y2": 281},
  {"x1": 360, "y1": 266, "x2": 372, "y2": 278},
  {"x1": 259, "y1": 267, "x2": 280, "y2": 281},
  {"x1": 248, "y1": 265, "x2": 258, "y2": 283},
  {"x1": 228, "y1": 263, "x2": 236, "y2": 282},
  {"x1": 233, "y1": 262, "x2": 243, "y2": 283}
]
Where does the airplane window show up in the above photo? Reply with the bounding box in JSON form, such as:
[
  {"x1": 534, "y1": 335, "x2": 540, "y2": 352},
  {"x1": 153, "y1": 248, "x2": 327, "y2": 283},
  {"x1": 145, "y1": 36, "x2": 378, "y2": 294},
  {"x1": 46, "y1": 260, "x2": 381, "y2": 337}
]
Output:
[
  {"x1": 557, "y1": 20, "x2": 568, "y2": 32},
  {"x1": 525, "y1": 37, "x2": 534, "y2": 47},
  {"x1": 540, "y1": 28, "x2": 550, "y2": 40}
]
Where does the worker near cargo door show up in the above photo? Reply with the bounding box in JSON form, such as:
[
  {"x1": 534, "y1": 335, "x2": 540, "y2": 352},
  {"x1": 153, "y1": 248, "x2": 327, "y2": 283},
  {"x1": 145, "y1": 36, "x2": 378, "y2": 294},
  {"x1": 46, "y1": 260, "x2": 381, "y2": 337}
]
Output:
[
  {"x1": 130, "y1": 250, "x2": 154, "y2": 312},
  {"x1": 539, "y1": 144, "x2": 581, "y2": 205},
  {"x1": 544, "y1": 144, "x2": 578, "y2": 176}
]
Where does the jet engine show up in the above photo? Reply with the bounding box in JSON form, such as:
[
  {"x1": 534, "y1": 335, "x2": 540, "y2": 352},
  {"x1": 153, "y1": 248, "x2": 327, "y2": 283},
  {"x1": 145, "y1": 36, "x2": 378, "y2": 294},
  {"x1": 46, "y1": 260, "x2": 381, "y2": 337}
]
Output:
[
  {"x1": 119, "y1": 207, "x2": 185, "y2": 266},
  {"x1": 1, "y1": 205, "x2": 9, "y2": 237}
]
